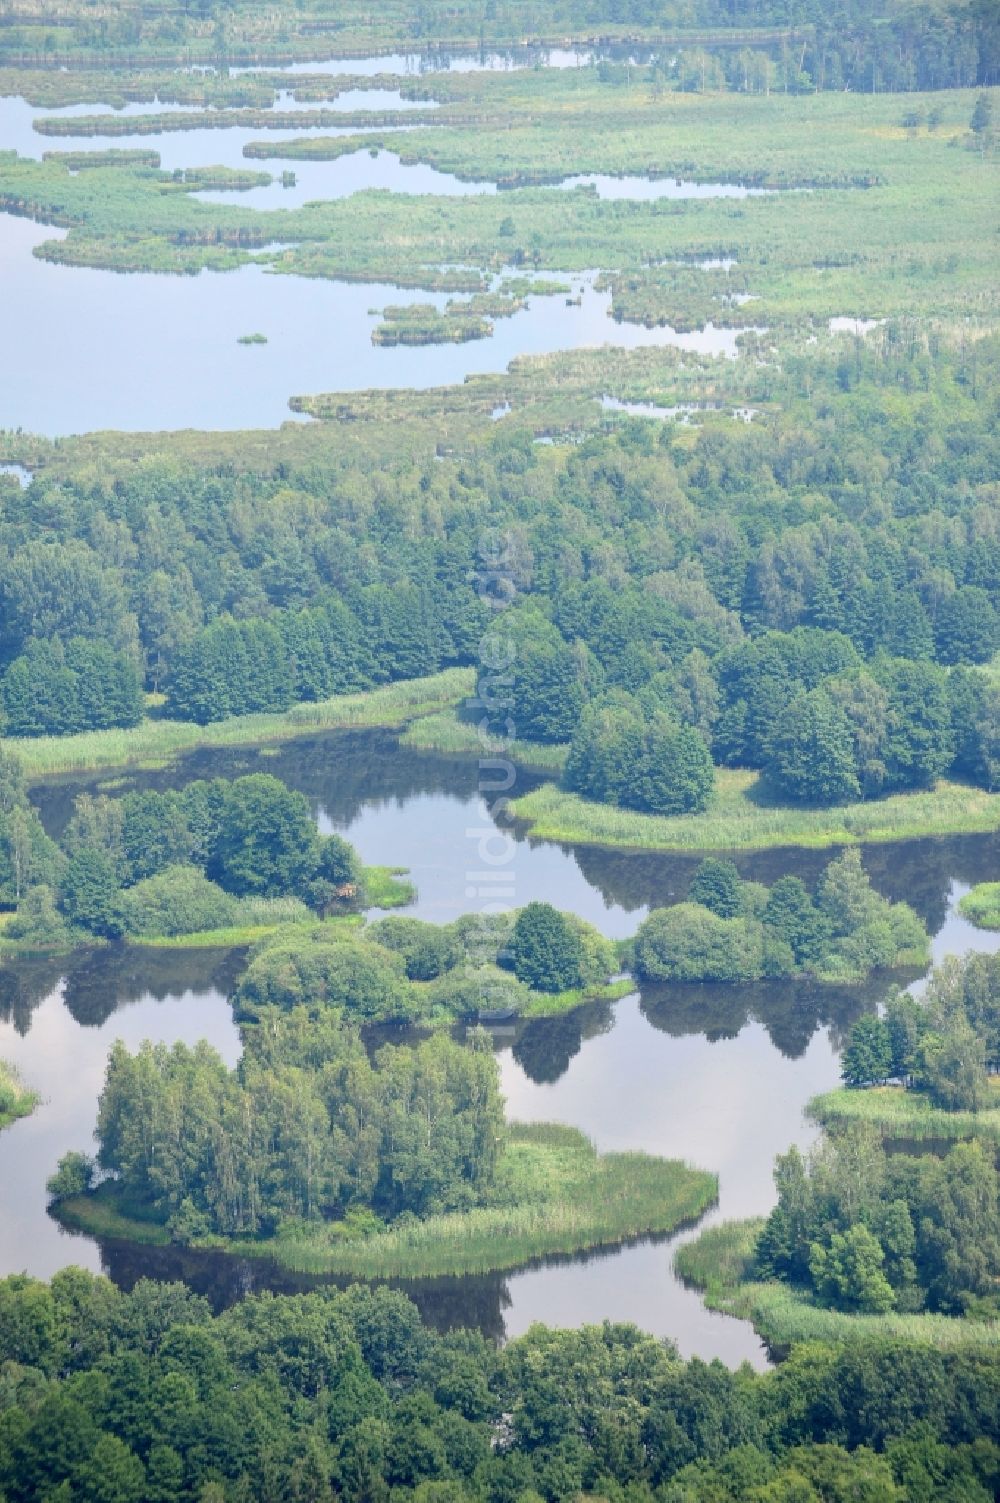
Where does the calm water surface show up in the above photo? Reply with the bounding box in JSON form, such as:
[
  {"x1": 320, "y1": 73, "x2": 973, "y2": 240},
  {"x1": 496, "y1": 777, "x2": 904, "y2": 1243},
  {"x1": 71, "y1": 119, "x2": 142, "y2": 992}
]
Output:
[
  {"x1": 0, "y1": 78, "x2": 772, "y2": 433},
  {"x1": 193, "y1": 147, "x2": 496, "y2": 208},
  {"x1": 560, "y1": 174, "x2": 771, "y2": 200},
  {"x1": 232, "y1": 47, "x2": 649, "y2": 77},
  {"x1": 5, "y1": 731, "x2": 998, "y2": 1362},
  {"x1": 0, "y1": 217, "x2": 750, "y2": 432}
]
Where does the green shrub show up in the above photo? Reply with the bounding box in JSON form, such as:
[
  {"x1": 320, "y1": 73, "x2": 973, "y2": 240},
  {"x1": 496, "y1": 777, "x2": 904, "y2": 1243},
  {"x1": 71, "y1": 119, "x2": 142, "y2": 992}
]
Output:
[
  {"x1": 47, "y1": 1151, "x2": 96, "y2": 1201},
  {"x1": 427, "y1": 964, "x2": 532, "y2": 1019},
  {"x1": 507, "y1": 903, "x2": 584, "y2": 993},
  {"x1": 117, "y1": 864, "x2": 238, "y2": 938},
  {"x1": 634, "y1": 902, "x2": 766, "y2": 982},
  {"x1": 234, "y1": 934, "x2": 416, "y2": 1021},
  {"x1": 5, "y1": 885, "x2": 73, "y2": 950},
  {"x1": 368, "y1": 916, "x2": 462, "y2": 980}
]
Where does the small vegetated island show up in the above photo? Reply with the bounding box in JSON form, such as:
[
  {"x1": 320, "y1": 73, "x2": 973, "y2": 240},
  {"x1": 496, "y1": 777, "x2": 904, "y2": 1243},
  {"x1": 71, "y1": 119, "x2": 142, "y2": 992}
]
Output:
[
  {"x1": 0, "y1": 727, "x2": 928, "y2": 998},
  {"x1": 629, "y1": 850, "x2": 927, "y2": 984},
  {"x1": 0, "y1": 1058, "x2": 37, "y2": 1131},
  {"x1": 813, "y1": 947, "x2": 1000, "y2": 1139},
  {"x1": 233, "y1": 900, "x2": 630, "y2": 1027},
  {"x1": 958, "y1": 881, "x2": 1000, "y2": 931},
  {"x1": 50, "y1": 1013, "x2": 716, "y2": 1279},
  {"x1": 678, "y1": 950, "x2": 1000, "y2": 1350}
]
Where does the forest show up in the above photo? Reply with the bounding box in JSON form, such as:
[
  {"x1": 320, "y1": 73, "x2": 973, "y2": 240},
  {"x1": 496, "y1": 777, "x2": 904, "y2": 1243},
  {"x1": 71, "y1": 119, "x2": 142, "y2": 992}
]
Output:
[
  {"x1": 1, "y1": 337, "x2": 998, "y2": 846},
  {"x1": 673, "y1": 951, "x2": 1000, "y2": 1353},
  {"x1": 83, "y1": 1022, "x2": 506, "y2": 1234},
  {"x1": 1, "y1": 1272, "x2": 998, "y2": 1503}
]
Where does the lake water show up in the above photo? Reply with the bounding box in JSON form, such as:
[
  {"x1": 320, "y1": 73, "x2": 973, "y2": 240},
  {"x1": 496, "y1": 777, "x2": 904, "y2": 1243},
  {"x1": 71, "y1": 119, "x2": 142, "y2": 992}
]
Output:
[
  {"x1": 193, "y1": 147, "x2": 497, "y2": 208},
  {"x1": 5, "y1": 729, "x2": 997, "y2": 1363},
  {"x1": 0, "y1": 94, "x2": 419, "y2": 170},
  {"x1": 0, "y1": 53, "x2": 983, "y2": 1363},
  {"x1": 231, "y1": 46, "x2": 638, "y2": 78},
  {"x1": 0, "y1": 77, "x2": 777, "y2": 435},
  {"x1": 561, "y1": 174, "x2": 771, "y2": 200},
  {"x1": 602, "y1": 396, "x2": 756, "y2": 423},
  {"x1": 0, "y1": 217, "x2": 751, "y2": 433}
]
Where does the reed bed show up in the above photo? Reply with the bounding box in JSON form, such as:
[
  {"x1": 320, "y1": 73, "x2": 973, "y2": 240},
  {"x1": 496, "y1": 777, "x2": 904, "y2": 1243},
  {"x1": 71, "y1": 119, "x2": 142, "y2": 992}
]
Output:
[
  {"x1": 400, "y1": 708, "x2": 569, "y2": 772},
  {"x1": 240, "y1": 1126, "x2": 716, "y2": 1278},
  {"x1": 2, "y1": 86, "x2": 994, "y2": 334},
  {"x1": 0, "y1": 1060, "x2": 39, "y2": 1132},
  {"x1": 808, "y1": 1085, "x2": 1000, "y2": 1144},
  {"x1": 510, "y1": 774, "x2": 1000, "y2": 853},
  {"x1": 362, "y1": 867, "x2": 416, "y2": 910},
  {"x1": 957, "y1": 883, "x2": 1000, "y2": 931},
  {"x1": 60, "y1": 1124, "x2": 717, "y2": 1280},
  {"x1": 9, "y1": 669, "x2": 473, "y2": 779},
  {"x1": 520, "y1": 978, "x2": 635, "y2": 1018}
]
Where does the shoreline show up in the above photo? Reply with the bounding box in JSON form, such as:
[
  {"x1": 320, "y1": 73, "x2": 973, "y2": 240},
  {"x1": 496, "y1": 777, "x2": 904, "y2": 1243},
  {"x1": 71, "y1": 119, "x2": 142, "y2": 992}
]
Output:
[
  {"x1": 10, "y1": 668, "x2": 474, "y2": 781},
  {"x1": 675, "y1": 1219, "x2": 1000, "y2": 1352}
]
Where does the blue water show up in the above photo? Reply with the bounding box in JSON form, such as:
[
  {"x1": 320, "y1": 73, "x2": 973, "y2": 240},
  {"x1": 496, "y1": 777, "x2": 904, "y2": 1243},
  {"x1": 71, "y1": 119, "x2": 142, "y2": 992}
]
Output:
[{"x1": 0, "y1": 214, "x2": 751, "y2": 433}]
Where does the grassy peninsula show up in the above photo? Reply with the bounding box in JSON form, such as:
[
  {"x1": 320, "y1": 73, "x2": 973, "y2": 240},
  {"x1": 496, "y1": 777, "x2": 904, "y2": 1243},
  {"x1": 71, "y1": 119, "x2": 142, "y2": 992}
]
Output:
[
  {"x1": 510, "y1": 774, "x2": 1000, "y2": 853},
  {"x1": 808, "y1": 1083, "x2": 1000, "y2": 1146},
  {"x1": 676, "y1": 1220, "x2": 1000, "y2": 1352},
  {"x1": 399, "y1": 706, "x2": 569, "y2": 772},
  {"x1": 958, "y1": 882, "x2": 1000, "y2": 930}
]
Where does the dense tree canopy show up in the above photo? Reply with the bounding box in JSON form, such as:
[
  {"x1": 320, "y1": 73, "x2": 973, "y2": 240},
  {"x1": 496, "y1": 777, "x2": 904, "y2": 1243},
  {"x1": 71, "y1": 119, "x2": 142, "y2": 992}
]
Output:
[
  {"x1": 0, "y1": 1270, "x2": 997, "y2": 1503},
  {"x1": 757, "y1": 1125, "x2": 1000, "y2": 1316},
  {"x1": 841, "y1": 949, "x2": 1000, "y2": 1103},
  {"x1": 633, "y1": 849, "x2": 926, "y2": 983},
  {"x1": 92, "y1": 1019, "x2": 505, "y2": 1233},
  {"x1": 2, "y1": 340, "x2": 998, "y2": 825}
]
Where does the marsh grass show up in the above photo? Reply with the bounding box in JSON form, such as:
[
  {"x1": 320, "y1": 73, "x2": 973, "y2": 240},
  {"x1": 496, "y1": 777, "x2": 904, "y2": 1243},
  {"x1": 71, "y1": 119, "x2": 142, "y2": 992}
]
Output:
[
  {"x1": 510, "y1": 773, "x2": 1000, "y2": 852},
  {"x1": 3, "y1": 87, "x2": 995, "y2": 334},
  {"x1": 10, "y1": 670, "x2": 473, "y2": 779},
  {"x1": 57, "y1": 1186, "x2": 171, "y2": 1246},
  {"x1": 957, "y1": 883, "x2": 1000, "y2": 931},
  {"x1": 520, "y1": 978, "x2": 635, "y2": 1017},
  {"x1": 676, "y1": 1218, "x2": 1000, "y2": 1350},
  {"x1": 0, "y1": 1060, "x2": 39, "y2": 1132},
  {"x1": 134, "y1": 924, "x2": 294, "y2": 950},
  {"x1": 400, "y1": 707, "x2": 568, "y2": 772},
  {"x1": 362, "y1": 866, "x2": 416, "y2": 909},
  {"x1": 57, "y1": 1123, "x2": 717, "y2": 1279},
  {"x1": 808, "y1": 1084, "x2": 1000, "y2": 1144}
]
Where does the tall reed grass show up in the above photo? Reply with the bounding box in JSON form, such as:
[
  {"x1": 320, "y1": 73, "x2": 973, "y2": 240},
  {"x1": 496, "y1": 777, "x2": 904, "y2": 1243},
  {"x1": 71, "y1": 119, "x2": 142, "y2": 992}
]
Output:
[
  {"x1": 59, "y1": 1123, "x2": 717, "y2": 1280},
  {"x1": 958, "y1": 883, "x2": 1000, "y2": 931},
  {"x1": 10, "y1": 670, "x2": 473, "y2": 779},
  {"x1": 400, "y1": 708, "x2": 569, "y2": 772},
  {"x1": 510, "y1": 774, "x2": 1000, "y2": 853},
  {"x1": 808, "y1": 1085, "x2": 1000, "y2": 1144},
  {"x1": 0, "y1": 1060, "x2": 40, "y2": 1131}
]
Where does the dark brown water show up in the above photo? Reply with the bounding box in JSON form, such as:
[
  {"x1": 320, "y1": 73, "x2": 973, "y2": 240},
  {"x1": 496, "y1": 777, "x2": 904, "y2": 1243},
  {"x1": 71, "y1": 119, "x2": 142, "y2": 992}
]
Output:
[{"x1": 5, "y1": 729, "x2": 999, "y2": 1366}]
